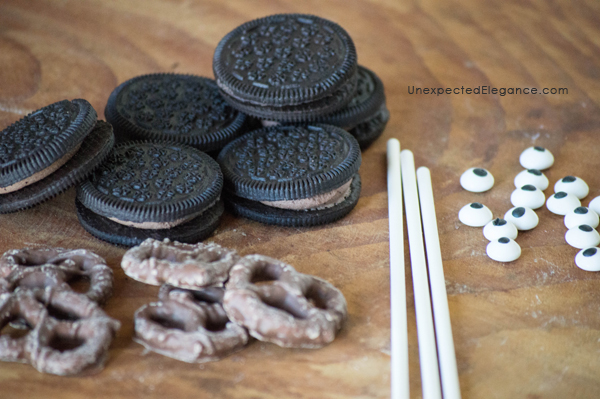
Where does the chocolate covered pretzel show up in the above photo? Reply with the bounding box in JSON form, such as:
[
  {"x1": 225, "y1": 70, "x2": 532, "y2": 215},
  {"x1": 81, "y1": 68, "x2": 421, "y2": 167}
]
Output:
[
  {"x1": 134, "y1": 286, "x2": 248, "y2": 363},
  {"x1": 223, "y1": 255, "x2": 347, "y2": 348},
  {"x1": 0, "y1": 247, "x2": 113, "y2": 304},
  {"x1": 0, "y1": 289, "x2": 120, "y2": 375},
  {"x1": 121, "y1": 238, "x2": 239, "y2": 289}
]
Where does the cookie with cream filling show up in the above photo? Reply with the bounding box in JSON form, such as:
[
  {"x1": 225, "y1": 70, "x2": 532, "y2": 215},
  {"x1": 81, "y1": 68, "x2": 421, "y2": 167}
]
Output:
[
  {"x1": 76, "y1": 141, "x2": 223, "y2": 246},
  {"x1": 217, "y1": 124, "x2": 361, "y2": 226},
  {"x1": 0, "y1": 99, "x2": 100, "y2": 212}
]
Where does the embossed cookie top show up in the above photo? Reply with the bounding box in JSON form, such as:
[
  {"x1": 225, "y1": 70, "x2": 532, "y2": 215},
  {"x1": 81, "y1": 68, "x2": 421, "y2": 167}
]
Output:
[
  {"x1": 217, "y1": 124, "x2": 361, "y2": 201},
  {"x1": 0, "y1": 101, "x2": 78, "y2": 167},
  {"x1": 347, "y1": 66, "x2": 378, "y2": 108},
  {"x1": 0, "y1": 99, "x2": 97, "y2": 187},
  {"x1": 107, "y1": 75, "x2": 246, "y2": 151},
  {"x1": 78, "y1": 142, "x2": 222, "y2": 223},
  {"x1": 315, "y1": 65, "x2": 385, "y2": 128},
  {"x1": 213, "y1": 14, "x2": 357, "y2": 106}
]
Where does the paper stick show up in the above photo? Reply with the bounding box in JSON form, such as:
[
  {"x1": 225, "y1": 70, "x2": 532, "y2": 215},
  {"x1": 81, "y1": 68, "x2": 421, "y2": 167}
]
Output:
[
  {"x1": 417, "y1": 166, "x2": 462, "y2": 399},
  {"x1": 386, "y1": 139, "x2": 409, "y2": 399},
  {"x1": 401, "y1": 150, "x2": 442, "y2": 399}
]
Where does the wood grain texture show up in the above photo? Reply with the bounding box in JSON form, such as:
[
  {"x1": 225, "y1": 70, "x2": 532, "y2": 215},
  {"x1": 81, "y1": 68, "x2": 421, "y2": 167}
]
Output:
[{"x1": 1, "y1": 0, "x2": 600, "y2": 398}]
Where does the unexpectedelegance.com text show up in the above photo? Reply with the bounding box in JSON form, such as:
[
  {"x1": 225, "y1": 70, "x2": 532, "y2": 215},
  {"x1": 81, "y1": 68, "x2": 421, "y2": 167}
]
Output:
[{"x1": 407, "y1": 86, "x2": 568, "y2": 96}]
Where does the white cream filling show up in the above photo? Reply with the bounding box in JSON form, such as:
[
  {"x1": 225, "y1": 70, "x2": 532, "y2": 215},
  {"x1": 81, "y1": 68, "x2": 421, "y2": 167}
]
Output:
[
  {"x1": 107, "y1": 214, "x2": 197, "y2": 230},
  {"x1": 107, "y1": 199, "x2": 218, "y2": 230},
  {"x1": 0, "y1": 143, "x2": 82, "y2": 194},
  {"x1": 260, "y1": 120, "x2": 280, "y2": 127},
  {"x1": 260, "y1": 179, "x2": 353, "y2": 211}
]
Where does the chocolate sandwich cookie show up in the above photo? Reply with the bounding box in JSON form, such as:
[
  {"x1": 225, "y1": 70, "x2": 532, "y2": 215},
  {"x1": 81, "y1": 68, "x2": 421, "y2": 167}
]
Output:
[
  {"x1": 349, "y1": 104, "x2": 390, "y2": 149},
  {"x1": 0, "y1": 121, "x2": 114, "y2": 213},
  {"x1": 217, "y1": 124, "x2": 362, "y2": 227},
  {"x1": 0, "y1": 99, "x2": 100, "y2": 211},
  {"x1": 315, "y1": 65, "x2": 389, "y2": 148},
  {"x1": 105, "y1": 74, "x2": 248, "y2": 153},
  {"x1": 213, "y1": 14, "x2": 358, "y2": 122},
  {"x1": 76, "y1": 141, "x2": 223, "y2": 246}
]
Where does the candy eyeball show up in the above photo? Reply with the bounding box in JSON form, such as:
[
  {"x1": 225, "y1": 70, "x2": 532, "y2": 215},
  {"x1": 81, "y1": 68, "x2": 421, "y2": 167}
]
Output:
[
  {"x1": 588, "y1": 196, "x2": 600, "y2": 215},
  {"x1": 575, "y1": 247, "x2": 600, "y2": 272},
  {"x1": 460, "y1": 167, "x2": 494, "y2": 192},
  {"x1": 546, "y1": 191, "x2": 581, "y2": 215},
  {"x1": 504, "y1": 206, "x2": 539, "y2": 231},
  {"x1": 483, "y1": 218, "x2": 518, "y2": 241},
  {"x1": 486, "y1": 237, "x2": 521, "y2": 262},
  {"x1": 458, "y1": 202, "x2": 493, "y2": 227},
  {"x1": 565, "y1": 225, "x2": 600, "y2": 249},
  {"x1": 519, "y1": 146, "x2": 554, "y2": 170},
  {"x1": 554, "y1": 176, "x2": 589, "y2": 199},
  {"x1": 514, "y1": 169, "x2": 549, "y2": 190},
  {"x1": 564, "y1": 207, "x2": 599, "y2": 229},
  {"x1": 510, "y1": 184, "x2": 545, "y2": 209}
]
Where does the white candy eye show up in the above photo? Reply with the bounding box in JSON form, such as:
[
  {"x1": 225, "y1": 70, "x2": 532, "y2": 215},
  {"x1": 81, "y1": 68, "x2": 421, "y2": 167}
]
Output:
[
  {"x1": 459, "y1": 202, "x2": 493, "y2": 227},
  {"x1": 588, "y1": 196, "x2": 600, "y2": 215},
  {"x1": 565, "y1": 225, "x2": 600, "y2": 249},
  {"x1": 575, "y1": 247, "x2": 600, "y2": 272},
  {"x1": 564, "y1": 207, "x2": 599, "y2": 229},
  {"x1": 546, "y1": 191, "x2": 581, "y2": 215},
  {"x1": 460, "y1": 167, "x2": 494, "y2": 192},
  {"x1": 554, "y1": 176, "x2": 589, "y2": 199},
  {"x1": 514, "y1": 169, "x2": 549, "y2": 190},
  {"x1": 519, "y1": 146, "x2": 554, "y2": 170},
  {"x1": 510, "y1": 185, "x2": 545, "y2": 209},
  {"x1": 483, "y1": 218, "x2": 518, "y2": 241},
  {"x1": 504, "y1": 206, "x2": 539, "y2": 231},
  {"x1": 486, "y1": 237, "x2": 521, "y2": 262}
]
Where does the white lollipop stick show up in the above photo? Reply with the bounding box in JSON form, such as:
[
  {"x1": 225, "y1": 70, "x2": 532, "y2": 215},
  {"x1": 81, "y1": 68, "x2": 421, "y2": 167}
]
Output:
[
  {"x1": 401, "y1": 150, "x2": 442, "y2": 399},
  {"x1": 386, "y1": 139, "x2": 409, "y2": 399},
  {"x1": 417, "y1": 167, "x2": 462, "y2": 399}
]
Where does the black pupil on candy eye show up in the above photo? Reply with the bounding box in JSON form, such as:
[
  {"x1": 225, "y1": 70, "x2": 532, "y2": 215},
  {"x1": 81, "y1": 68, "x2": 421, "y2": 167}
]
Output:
[
  {"x1": 574, "y1": 207, "x2": 588, "y2": 215},
  {"x1": 493, "y1": 218, "x2": 507, "y2": 226},
  {"x1": 512, "y1": 207, "x2": 526, "y2": 217},
  {"x1": 579, "y1": 225, "x2": 593, "y2": 232},
  {"x1": 522, "y1": 185, "x2": 536, "y2": 191},
  {"x1": 527, "y1": 169, "x2": 542, "y2": 176},
  {"x1": 583, "y1": 248, "x2": 597, "y2": 257},
  {"x1": 555, "y1": 192, "x2": 567, "y2": 199},
  {"x1": 562, "y1": 176, "x2": 576, "y2": 183},
  {"x1": 498, "y1": 237, "x2": 510, "y2": 244},
  {"x1": 473, "y1": 168, "x2": 487, "y2": 177},
  {"x1": 534, "y1": 146, "x2": 545, "y2": 152},
  {"x1": 471, "y1": 203, "x2": 483, "y2": 209}
]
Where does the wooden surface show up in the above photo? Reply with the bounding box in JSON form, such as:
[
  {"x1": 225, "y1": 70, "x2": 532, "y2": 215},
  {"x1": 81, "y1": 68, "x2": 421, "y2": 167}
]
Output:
[{"x1": 1, "y1": 0, "x2": 600, "y2": 398}]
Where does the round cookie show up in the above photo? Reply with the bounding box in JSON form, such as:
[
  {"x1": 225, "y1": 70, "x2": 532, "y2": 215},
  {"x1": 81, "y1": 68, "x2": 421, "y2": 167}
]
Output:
[
  {"x1": 76, "y1": 141, "x2": 223, "y2": 246},
  {"x1": 105, "y1": 74, "x2": 248, "y2": 152},
  {"x1": 0, "y1": 121, "x2": 114, "y2": 213},
  {"x1": 315, "y1": 66, "x2": 386, "y2": 128},
  {"x1": 0, "y1": 99, "x2": 97, "y2": 195},
  {"x1": 213, "y1": 14, "x2": 357, "y2": 121},
  {"x1": 314, "y1": 65, "x2": 389, "y2": 148},
  {"x1": 217, "y1": 124, "x2": 362, "y2": 226},
  {"x1": 348, "y1": 103, "x2": 390, "y2": 149}
]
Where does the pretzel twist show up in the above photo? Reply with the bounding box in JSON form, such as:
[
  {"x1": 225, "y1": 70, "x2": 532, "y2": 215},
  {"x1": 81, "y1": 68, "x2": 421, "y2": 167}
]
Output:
[
  {"x1": 134, "y1": 285, "x2": 248, "y2": 363},
  {"x1": 223, "y1": 255, "x2": 347, "y2": 348},
  {"x1": 0, "y1": 289, "x2": 120, "y2": 375},
  {"x1": 0, "y1": 248, "x2": 113, "y2": 304},
  {"x1": 122, "y1": 238, "x2": 239, "y2": 289}
]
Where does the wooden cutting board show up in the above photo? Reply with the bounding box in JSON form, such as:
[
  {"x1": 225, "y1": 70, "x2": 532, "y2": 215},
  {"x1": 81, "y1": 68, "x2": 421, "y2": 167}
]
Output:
[{"x1": 1, "y1": 0, "x2": 599, "y2": 398}]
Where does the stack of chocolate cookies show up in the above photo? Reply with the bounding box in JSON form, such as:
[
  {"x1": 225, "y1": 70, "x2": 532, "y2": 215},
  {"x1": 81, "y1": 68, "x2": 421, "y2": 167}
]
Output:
[
  {"x1": 213, "y1": 13, "x2": 389, "y2": 226},
  {"x1": 72, "y1": 13, "x2": 389, "y2": 244},
  {"x1": 212, "y1": 13, "x2": 389, "y2": 148}
]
